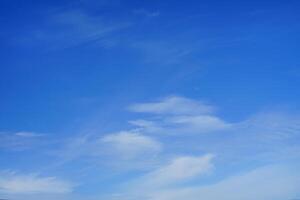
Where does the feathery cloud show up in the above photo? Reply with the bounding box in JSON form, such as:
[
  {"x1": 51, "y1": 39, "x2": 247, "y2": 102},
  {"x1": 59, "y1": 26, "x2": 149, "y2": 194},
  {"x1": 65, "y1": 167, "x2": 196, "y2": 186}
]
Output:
[
  {"x1": 128, "y1": 96, "x2": 231, "y2": 134},
  {"x1": 140, "y1": 154, "x2": 214, "y2": 188},
  {"x1": 101, "y1": 131, "x2": 162, "y2": 160},
  {"x1": 147, "y1": 165, "x2": 300, "y2": 200},
  {"x1": 0, "y1": 131, "x2": 46, "y2": 151},
  {"x1": 0, "y1": 172, "x2": 73, "y2": 194},
  {"x1": 129, "y1": 96, "x2": 214, "y2": 115}
]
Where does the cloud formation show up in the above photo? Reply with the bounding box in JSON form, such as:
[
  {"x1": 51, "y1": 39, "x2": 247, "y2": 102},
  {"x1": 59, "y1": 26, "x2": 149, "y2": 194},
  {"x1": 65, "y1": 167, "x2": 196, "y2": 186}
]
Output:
[
  {"x1": 0, "y1": 172, "x2": 73, "y2": 194},
  {"x1": 101, "y1": 131, "x2": 162, "y2": 160},
  {"x1": 137, "y1": 154, "x2": 214, "y2": 189},
  {"x1": 0, "y1": 131, "x2": 46, "y2": 151},
  {"x1": 7, "y1": 96, "x2": 298, "y2": 200},
  {"x1": 129, "y1": 96, "x2": 214, "y2": 115},
  {"x1": 146, "y1": 165, "x2": 300, "y2": 200},
  {"x1": 129, "y1": 96, "x2": 231, "y2": 135}
]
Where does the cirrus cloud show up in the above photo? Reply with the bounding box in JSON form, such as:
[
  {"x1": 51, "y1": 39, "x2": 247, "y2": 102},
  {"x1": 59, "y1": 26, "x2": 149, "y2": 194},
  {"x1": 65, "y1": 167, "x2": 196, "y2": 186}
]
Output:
[{"x1": 0, "y1": 172, "x2": 73, "y2": 194}]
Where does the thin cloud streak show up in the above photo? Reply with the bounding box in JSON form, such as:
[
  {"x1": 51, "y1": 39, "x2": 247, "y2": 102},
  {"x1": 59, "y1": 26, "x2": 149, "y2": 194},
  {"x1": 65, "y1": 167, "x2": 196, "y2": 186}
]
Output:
[{"x1": 0, "y1": 172, "x2": 73, "y2": 194}]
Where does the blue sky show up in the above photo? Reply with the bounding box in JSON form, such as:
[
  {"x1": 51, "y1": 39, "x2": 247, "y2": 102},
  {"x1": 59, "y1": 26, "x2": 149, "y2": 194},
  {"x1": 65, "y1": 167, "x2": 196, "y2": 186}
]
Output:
[{"x1": 1, "y1": 0, "x2": 300, "y2": 199}]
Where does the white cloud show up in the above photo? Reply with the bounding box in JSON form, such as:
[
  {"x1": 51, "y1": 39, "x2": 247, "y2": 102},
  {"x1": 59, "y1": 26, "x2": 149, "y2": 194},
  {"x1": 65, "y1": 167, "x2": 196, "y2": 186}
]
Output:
[
  {"x1": 209, "y1": 111, "x2": 300, "y2": 164},
  {"x1": 101, "y1": 131, "x2": 162, "y2": 160},
  {"x1": 127, "y1": 96, "x2": 232, "y2": 135},
  {"x1": 147, "y1": 154, "x2": 214, "y2": 186},
  {"x1": 129, "y1": 116, "x2": 231, "y2": 135},
  {"x1": 129, "y1": 119, "x2": 162, "y2": 132},
  {"x1": 129, "y1": 115, "x2": 230, "y2": 135},
  {"x1": 58, "y1": 134, "x2": 95, "y2": 161},
  {"x1": 131, "y1": 154, "x2": 214, "y2": 191},
  {"x1": 129, "y1": 96, "x2": 214, "y2": 115},
  {"x1": 166, "y1": 115, "x2": 232, "y2": 133},
  {"x1": 241, "y1": 112, "x2": 300, "y2": 140},
  {"x1": 0, "y1": 172, "x2": 73, "y2": 194},
  {"x1": 40, "y1": 97, "x2": 300, "y2": 200},
  {"x1": 14, "y1": 131, "x2": 44, "y2": 138},
  {"x1": 54, "y1": 131, "x2": 163, "y2": 171},
  {"x1": 147, "y1": 165, "x2": 300, "y2": 200},
  {"x1": 0, "y1": 131, "x2": 45, "y2": 151}
]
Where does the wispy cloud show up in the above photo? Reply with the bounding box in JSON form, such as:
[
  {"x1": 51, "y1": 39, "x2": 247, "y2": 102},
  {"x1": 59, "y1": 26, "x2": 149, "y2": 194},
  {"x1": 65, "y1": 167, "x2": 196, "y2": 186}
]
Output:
[
  {"x1": 54, "y1": 96, "x2": 224, "y2": 170},
  {"x1": 0, "y1": 171, "x2": 73, "y2": 194},
  {"x1": 112, "y1": 154, "x2": 214, "y2": 200},
  {"x1": 112, "y1": 165, "x2": 300, "y2": 200},
  {"x1": 0, "y1": 131, "x2": 46, "y2": 151},
  {"x1": 14, "y1": 131, "x2": 44, "y2": 138},
  {"x1": 128, "y1": 96, "x2": 231, "y2": 134},
  {"x1": 101, "y1": 131, "x2": 162, "y2": 160},
  {"x1": 129, "y1": 96, "x2": 214, "y2": 115},
  {"x1": 55, "y1": 130, "x2": 162, "y2": 171},
  {"x1": 136, "y1": 154, "x2": 214, "y2": 189},
  {"x1": 28, "y1": 96, "x2": 300, "y2": 200},
  {"x1": 145, "y1": 165, "x2": 300, "y2": 200},
  {"x1": 18, "y1": 9, "x2": 131, "y2": 50},
  {"x1": 165, "y1": 115, "x2": 232, "y2": 133}
]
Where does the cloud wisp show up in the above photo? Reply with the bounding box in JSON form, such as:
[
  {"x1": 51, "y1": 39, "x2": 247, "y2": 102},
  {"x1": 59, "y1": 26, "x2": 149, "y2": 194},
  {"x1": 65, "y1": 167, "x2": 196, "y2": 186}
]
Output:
[
  {"x1": 100, "y1": 131, "x2": 162, "y2": 160},
  {"x1": 135, "y1": 154, "x2": 214, "y2": 189},
  {"x1": 14, "y1": 96, "x2": 300, "y2": 200},
  {"x1": 55, "y1": 130, "x2": 163, "y2": 171},
  {"x1": 129, "y1": 96, "x2": 231, "y2": 135},
  {"x1": 0, "y1": 131, "x2": 46, "y2": 151},
  {"x1": 129, "y1": 96, "x2": 214, "y2": 115},
  {"x1": 144, "y1": 165, "x2": 300, "y2": 200},
  {"x1": 0, "y1": 172, "x2": 73, "y2": 194}
]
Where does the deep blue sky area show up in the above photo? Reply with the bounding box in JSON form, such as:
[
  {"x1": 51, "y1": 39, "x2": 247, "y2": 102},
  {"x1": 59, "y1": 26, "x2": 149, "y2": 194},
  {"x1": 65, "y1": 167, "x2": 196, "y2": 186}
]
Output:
[{"x1": 0, "y1": 1, "x2": 300, "y2": 200}]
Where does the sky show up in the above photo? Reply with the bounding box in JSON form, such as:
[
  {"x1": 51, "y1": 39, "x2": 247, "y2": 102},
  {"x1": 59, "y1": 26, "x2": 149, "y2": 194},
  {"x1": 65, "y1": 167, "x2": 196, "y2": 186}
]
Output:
[{"x1": 0, "y1": 0, "x2": 300, "y2": 199}]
